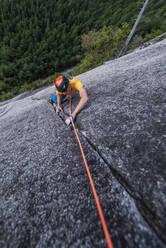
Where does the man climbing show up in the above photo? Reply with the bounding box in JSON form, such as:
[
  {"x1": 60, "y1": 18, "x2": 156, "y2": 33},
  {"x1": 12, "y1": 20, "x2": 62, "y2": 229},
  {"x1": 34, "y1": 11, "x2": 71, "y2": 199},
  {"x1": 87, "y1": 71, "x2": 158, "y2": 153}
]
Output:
[{"x1": 50, "y1": 76, "x2": 88, "y2": 125}]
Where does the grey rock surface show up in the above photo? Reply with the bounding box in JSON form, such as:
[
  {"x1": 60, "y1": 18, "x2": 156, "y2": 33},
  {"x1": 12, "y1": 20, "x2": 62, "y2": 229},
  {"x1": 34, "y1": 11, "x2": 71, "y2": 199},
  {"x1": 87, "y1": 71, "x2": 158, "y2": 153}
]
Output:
[{"x1": 0, "y1": 39, "x2": 166, "y2": 248}]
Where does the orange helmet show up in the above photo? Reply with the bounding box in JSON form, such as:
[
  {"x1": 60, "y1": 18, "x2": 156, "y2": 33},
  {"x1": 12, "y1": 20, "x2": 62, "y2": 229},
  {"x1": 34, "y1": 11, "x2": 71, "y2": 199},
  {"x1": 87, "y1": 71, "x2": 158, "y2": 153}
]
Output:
[{"x1": 54, "y1": 76, "x2": 69, "y2": 92}]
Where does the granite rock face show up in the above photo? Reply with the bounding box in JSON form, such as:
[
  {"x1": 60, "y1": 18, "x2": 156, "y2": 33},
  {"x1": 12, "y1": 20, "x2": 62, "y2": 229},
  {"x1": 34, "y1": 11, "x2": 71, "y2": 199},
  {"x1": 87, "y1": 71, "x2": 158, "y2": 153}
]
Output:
[{"x1": 0, "y1": 39, "x2": 166, "y2": 248}]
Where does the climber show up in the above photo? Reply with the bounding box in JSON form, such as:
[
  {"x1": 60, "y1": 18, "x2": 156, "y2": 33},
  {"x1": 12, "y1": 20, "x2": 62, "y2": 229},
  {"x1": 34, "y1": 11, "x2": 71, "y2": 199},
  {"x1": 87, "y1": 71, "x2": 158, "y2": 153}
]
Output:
[{"x1": 50, "y1": 76, "x2": 88, "y2": 125}]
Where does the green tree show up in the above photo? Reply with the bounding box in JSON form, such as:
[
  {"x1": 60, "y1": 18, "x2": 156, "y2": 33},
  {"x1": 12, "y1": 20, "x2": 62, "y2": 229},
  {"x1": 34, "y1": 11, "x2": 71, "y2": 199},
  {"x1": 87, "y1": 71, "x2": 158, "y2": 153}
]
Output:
[{"x1": 73, "y1": 23, "x2": 130, "y2": 75}]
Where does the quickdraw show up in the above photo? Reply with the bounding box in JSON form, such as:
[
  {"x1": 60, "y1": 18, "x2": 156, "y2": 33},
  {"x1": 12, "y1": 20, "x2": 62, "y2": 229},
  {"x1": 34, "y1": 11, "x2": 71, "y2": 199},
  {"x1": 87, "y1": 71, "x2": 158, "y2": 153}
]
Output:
[{"x1": 52, "y1": 103, "x2": 71, "y2": 126}]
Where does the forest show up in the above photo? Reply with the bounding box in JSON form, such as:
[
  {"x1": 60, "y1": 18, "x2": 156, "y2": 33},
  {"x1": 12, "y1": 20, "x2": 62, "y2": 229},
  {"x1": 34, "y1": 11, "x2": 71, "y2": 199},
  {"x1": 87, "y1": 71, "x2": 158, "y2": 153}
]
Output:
[{"x1": 0, "y1": 0, "x2": 166, "y2": 101}]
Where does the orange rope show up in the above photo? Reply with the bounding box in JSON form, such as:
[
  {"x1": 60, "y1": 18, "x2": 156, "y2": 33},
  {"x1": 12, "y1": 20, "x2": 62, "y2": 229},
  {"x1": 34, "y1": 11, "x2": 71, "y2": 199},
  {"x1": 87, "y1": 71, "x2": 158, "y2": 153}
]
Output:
[{"x1": 68, "y1": 88, "x2": 114, "y2": 248}]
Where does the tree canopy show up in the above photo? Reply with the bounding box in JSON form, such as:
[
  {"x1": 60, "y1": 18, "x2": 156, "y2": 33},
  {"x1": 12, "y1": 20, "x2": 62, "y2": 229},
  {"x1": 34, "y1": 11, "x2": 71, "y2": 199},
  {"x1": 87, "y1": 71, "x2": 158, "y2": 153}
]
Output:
[{"x1": 0, "y1": 0, "x2": 166, "y2": 100}]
